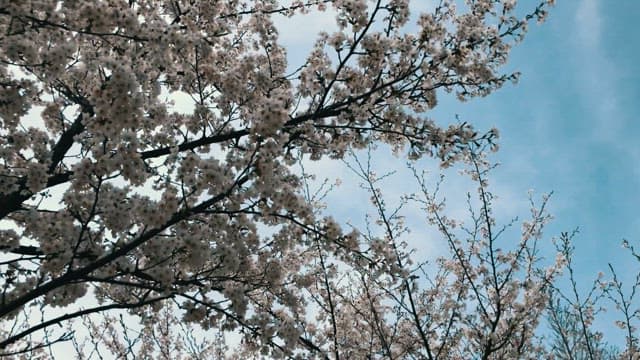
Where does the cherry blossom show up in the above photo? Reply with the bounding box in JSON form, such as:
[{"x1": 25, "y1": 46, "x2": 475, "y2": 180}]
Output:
[{"x1": 0, "y1": 0, "x2": 558, "y2": 357}]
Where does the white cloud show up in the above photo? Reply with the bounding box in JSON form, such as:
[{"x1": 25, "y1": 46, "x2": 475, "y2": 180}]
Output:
[
  {"x1": 575, "y1": 0, "x2": 602, "y2": 48},
  {"x1": 573, "y1": 0, "x2": 621, "y2": 142},
  {"x1": 275, "y1": 7, "x2": 338, "y2": 48}
]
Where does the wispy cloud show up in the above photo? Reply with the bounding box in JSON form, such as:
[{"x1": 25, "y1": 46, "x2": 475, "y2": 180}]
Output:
[
  {"x1": 275, "y1": 8, "x2": 337, "y2": 47},
  {"x1": 575, "y1": 0, "x2": 601, "y2": 48},
  {"x1": 573, "y1": 0, "x2": 621, "y2": 142}
]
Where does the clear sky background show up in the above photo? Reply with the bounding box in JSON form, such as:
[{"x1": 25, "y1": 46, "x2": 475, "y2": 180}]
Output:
[
  {"x1": 431, "y1": 0, "x2": 640, "y2": 342},
  {"x1": 440, "y1": 0, "x2": 640, "y2": 287},
  {"x1": 276, "y1": 0, "x2": 640, "y2": 346},
  {"x1": 464, "y1": 0, "x2": 640, "y2": 344}
]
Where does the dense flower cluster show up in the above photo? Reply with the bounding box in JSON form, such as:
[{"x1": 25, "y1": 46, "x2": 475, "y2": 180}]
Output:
[{"x1": 0, "y1": 0, "x2": 562, "y2": 357}]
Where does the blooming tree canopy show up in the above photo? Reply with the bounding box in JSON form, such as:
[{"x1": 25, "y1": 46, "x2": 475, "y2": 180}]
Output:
[{"x1": 0, "y1": 0, "x2": 555, "y2": 357}]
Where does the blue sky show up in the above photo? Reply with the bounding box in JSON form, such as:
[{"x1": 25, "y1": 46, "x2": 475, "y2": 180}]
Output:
[
  {"x1": 429, "y1": 1, "x2": 640, "y2": 341},
  {"x1": 443, "y1": 0, "x2": 640, "y2": 343},
  {"x1": 446, "y1": 0, "x2": 640, "y2": 274},
  {"x1": 278, "y1": 0, "x2": 640, "y2": 345}
]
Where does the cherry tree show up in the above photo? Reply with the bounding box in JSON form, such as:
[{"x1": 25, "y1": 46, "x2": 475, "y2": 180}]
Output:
[
  {"x1": 286, "y1": 146, "x2": 564, "y2": 359},
  {"x1": 545, "y1": 232, "x2": 640, "y2": 360},
  {"x1": 0, "y1": 0, "x2": 554, "y2": 357},
  {"x1": 68, "y1": 301, "x2": 228, "y2": 359}
]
